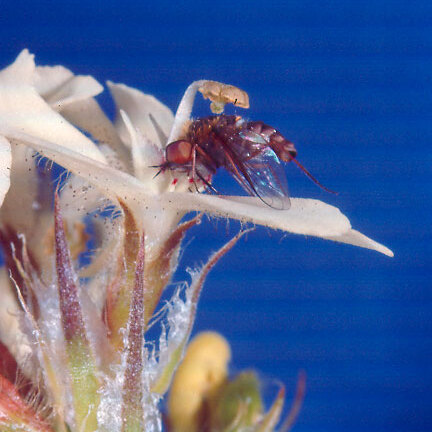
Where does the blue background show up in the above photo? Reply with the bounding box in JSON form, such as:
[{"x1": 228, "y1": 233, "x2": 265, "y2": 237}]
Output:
[{"x1": 1, "y1": 1, "x2": 431, "y2": 431}]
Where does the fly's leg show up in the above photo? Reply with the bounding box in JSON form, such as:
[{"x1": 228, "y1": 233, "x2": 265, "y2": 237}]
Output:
[
  {"x1": 190, "y1": 145, "x2": 218, "y2": 193},
  {"x1": 190, "y1": 144, "x2": 200, "y2": 192},
  {"x1": 196, "y1": 170, "x2": 218, "y2": 194}
]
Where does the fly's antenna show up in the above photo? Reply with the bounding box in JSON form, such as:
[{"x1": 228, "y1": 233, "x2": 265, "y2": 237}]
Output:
[{"x1": 292, "y1": 158, "x2": 338, "y2": 194}]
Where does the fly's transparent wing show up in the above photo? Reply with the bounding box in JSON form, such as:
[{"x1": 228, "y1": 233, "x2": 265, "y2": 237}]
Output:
[
  {"x1": 226, "y1": 131, "x2": 291, "y2": 210},
  {"x1": 236, "y1": 147, "x2": 290, "y2": 209}
]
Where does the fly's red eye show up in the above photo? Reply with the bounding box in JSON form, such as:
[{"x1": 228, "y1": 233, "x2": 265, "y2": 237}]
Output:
[{"x1": 165, "y1": 140, "x2": 193, "y2": 164}]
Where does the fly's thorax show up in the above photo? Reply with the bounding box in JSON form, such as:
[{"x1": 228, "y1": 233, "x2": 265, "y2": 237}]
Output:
[{"x1": 187, "y1": 115, "x2": 238, "y2": 168}]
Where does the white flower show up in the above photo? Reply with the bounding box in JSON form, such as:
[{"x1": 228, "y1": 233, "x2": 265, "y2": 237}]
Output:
[
  {"x1": 0, "y1": 50, "x2": 393, "y2": 257},
  {"x1": 0, "y1": 50, "x2": 393, "y2": 432}
]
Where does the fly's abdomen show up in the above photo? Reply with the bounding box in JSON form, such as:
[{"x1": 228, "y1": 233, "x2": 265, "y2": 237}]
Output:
[{"x1": 246, "y1": 120, "x2": 297, "y2": 161}]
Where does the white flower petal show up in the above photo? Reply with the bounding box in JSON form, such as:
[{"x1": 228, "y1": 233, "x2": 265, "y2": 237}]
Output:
[
  {"x1": 119, "y1": 109, "x2": 167, "y2": 192},
  {"x1": 325, "y1": 229, "x2": 394, "y2": 257},
  {"x1": 29, "y1": 55, "x2": 120, "y2": 152},
  {"x1": 41, "y1": 73, "x2": 103, "y2": 110},
  {"x1": 0, "y1": 126, "x2": 136, "y2": 204},
  {"x1": 34, "y1": 64, "x2": 73, "y2": 95},
  {"x1": 166, "y1": 194, "x2": 394, "y2": 256},
  {"x1": 62, "y1": 98, "x2": 130, "y2": 166},
  {"x1": 35, "y1": 65, "x2": 103, "y2": 110},
  {"x1": 0, "y1": 50, "x2": 106, "y2": 163},
  {"x1": 33, "y1": 59, "x2": 128, "y2": 164},
  {"x1": 107, "y1": 81, "x2": 174, "y2": 147},
  {"x1": 0, "y1": 135, "x2": 11, "y2": 208},
  {"x1": 0, "y1": 144, "x2": 37, "y2": 238},
  {"x1": 173, "y1": 194, "x2": 350, "y2": 236},
  {"x1": 0, "y1": 49, "x2": 35, "y2": 85}
]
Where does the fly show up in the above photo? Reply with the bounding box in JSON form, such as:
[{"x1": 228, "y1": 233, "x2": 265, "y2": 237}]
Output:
[{"x1": 159, "y1": 115, "x2": 334, "y2": 210}]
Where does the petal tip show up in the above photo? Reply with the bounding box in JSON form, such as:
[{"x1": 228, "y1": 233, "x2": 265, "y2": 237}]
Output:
[
  {"x1": 380, "y1": 245, "x2": 394, "y2": 258},
  {"x1": 325, "y1": 229, "x2": 394, "y2": 257}
]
